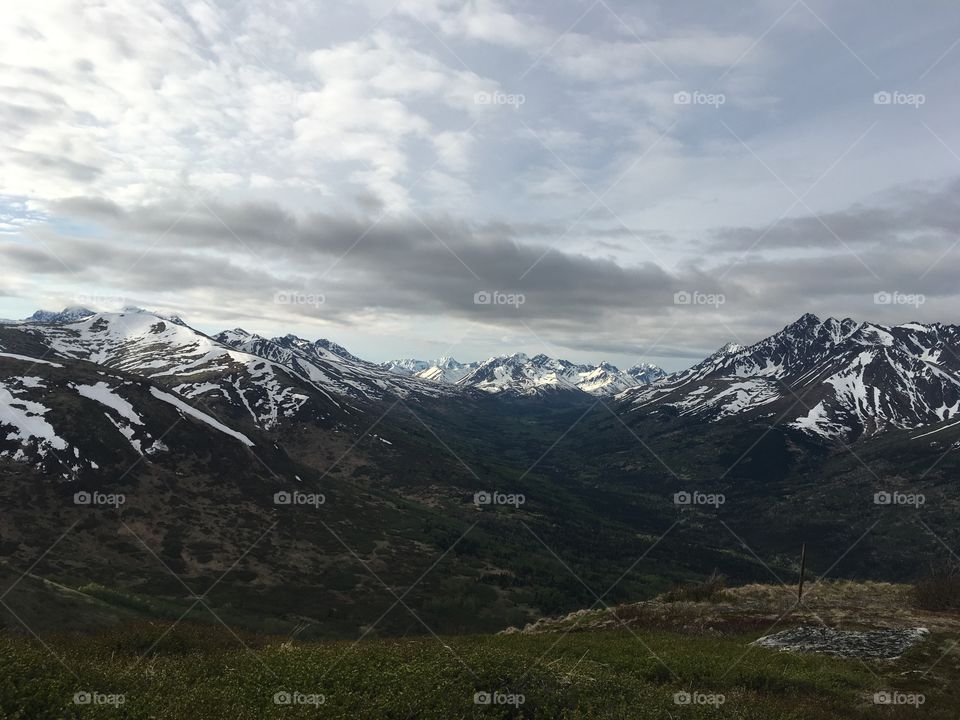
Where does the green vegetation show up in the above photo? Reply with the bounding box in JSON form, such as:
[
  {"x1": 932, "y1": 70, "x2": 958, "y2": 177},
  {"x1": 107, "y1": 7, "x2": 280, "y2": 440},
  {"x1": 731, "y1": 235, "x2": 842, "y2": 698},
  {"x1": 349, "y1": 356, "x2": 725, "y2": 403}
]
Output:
[
  {"x1": 662, "y1": 572, "x2": 728, "y2": 603},
  {"x1": 913, "y1": 563, "x2": 960, "y2": 612},
  {"x1": 3, "y1": 621, "x2": 956, "y2": 719}
]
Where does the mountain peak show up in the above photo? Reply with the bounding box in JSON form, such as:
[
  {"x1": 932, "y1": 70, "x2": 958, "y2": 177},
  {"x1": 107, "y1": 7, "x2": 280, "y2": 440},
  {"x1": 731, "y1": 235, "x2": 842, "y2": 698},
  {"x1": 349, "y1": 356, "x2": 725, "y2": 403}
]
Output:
[
  {"x1": 25, "y1": 306, "x2": 95, "y2": 323},
  {"x1": 625, "y1": 314, "x2": 960, "y2": 441},
  {"x1": 789, "y1": 312, "x2": 822, "y2": 329}
]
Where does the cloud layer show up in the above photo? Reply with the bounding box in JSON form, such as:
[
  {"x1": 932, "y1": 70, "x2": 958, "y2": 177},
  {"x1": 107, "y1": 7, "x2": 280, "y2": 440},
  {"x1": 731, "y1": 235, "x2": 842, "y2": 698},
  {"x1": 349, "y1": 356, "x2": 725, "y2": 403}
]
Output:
[{"x1": 3, "y1": 0, "x2": 960, "y2": 368}]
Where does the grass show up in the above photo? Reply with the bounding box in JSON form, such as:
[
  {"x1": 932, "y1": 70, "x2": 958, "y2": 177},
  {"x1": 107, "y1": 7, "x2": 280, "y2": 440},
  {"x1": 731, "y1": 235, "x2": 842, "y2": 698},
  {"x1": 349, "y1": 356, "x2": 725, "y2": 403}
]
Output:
[
  {"x1": 913, "y1": 564, "x2": 960, "y2": 612},
  {"x1": 0, "y1": 618, "x2": 958, "y2": 719},
  {"x1": 511, "y1": 580, "x2": 960, "y2": 637},
  {"x1": 662, "y1": 572, "x2": 728, "y2": 603}
]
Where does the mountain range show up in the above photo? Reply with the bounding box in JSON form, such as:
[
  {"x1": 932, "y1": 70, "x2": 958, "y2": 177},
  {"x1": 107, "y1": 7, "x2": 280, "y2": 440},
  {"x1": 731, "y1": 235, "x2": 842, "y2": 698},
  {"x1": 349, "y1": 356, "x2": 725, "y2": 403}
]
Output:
[
  {"x1": 2, "y1": 307, "x2": 959, "y2": 639},
  {"x1": 622, "y1": 313, "x2": 960, "y2": 441},
  {"x1": 383, "y1": 353, "x2": 667, "y2": 395}
]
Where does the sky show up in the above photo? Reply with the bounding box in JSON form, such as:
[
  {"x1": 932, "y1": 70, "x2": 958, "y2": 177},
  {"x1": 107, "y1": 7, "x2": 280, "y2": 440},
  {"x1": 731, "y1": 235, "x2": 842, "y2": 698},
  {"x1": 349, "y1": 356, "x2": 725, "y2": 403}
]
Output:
[{"x1": 2, "y1": 0, "x2": 960, "y2": 371}]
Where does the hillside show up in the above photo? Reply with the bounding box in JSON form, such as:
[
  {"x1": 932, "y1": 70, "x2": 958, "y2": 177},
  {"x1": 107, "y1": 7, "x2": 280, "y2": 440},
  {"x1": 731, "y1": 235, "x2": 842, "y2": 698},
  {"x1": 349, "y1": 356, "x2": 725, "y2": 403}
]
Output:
[
  {"x1": 2, "y1": 311, "x2": 960, "y2": 642},
  {"x1": 2, "y1": 581, "x2": 958, "y2": 719}
]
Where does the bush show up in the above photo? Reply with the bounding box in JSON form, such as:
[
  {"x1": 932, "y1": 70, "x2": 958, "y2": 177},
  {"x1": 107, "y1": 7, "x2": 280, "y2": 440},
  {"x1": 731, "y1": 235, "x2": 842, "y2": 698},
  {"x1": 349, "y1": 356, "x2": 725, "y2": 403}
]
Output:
[
  {"x1": 913, "y1": 563, "x2": 960, "y2": 611},
  {"x1": 662, "y1": 572, "x2": 727, "y2": 603}
]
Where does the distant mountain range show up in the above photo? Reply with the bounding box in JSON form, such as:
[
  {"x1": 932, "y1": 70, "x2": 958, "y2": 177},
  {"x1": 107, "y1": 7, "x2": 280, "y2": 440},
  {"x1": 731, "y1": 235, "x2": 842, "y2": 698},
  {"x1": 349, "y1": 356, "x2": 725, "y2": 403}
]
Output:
[
  {"x1": 622, "y1": 313, "x2": 960, "y2": 441},
  {"x1": 6, "y1": 307, "x2": 960, "y2": 451},
  {"x1": 2, "y1": 306, "x2": 960, "y2": 639},
  {"x1": 9, "y1": 306, "x2": 669, "y2": 397},
  {"x1": 383, "y1": 353, "x2": 666, "y2": 395}
]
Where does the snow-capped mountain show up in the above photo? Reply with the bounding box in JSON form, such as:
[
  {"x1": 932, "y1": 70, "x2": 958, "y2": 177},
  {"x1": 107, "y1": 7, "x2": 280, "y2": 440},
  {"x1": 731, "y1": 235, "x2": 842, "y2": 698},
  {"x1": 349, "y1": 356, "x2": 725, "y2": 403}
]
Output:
[
  {"x1": 212, "y1": 329, "x2": 451, "y2": 401},
  {"x1": 384, "y1": 352, "x2": 666, "y2": 396},
  {"x1": 7, "y1": 309, "x2": 453, "y2": 442},
  {"x1": 456, "y1": 353, "x2": 666, "y2": 396},
  {"x1": 0, "y1": 347, "x2": 259, "y2": 478},
  {"x1": 622, "y1": 313, "x2": 960, "y2": 440},
  {"x1": 382, "y1": 358, "x2": 431, "y2": 375},
  {"x1": 414, "y1": 357, "x2": 479, "y2": 384},
  {"x1": 14, "y1": 309, "x2": 332, "y2": 431},
  {"x1": 627, "y1": 363, "x2": 669, "y2": 385},
  {"x1": 23, "y1": 306, "x2": 95, "y2": 324},
  {"x1": 383, "y1": 356, "x2": 480, "y2": 383}
]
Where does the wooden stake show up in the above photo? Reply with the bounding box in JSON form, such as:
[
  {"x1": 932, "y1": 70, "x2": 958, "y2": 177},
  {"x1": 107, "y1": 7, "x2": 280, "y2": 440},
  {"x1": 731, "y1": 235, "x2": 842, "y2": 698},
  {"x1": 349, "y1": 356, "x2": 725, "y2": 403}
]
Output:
[{"x1": 798, "y1": 543, "x2": 807, "y2": 603}]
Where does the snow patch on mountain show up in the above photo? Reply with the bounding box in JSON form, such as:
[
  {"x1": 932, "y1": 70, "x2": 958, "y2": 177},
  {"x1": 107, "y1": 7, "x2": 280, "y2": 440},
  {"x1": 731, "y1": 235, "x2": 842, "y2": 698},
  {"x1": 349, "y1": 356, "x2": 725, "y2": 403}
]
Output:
[
  {"x1": 0, "y1": 381, "x2": 68, "y2": 454},
  {"x1": 624, "y1": 314, "x2": 960, "y2": 441},
  {"x1": 149, "y1": 387, "x2": 255, "y2": 447},
  {"x1": 23, "y1": 306, "x2": 95, "y2": 324}
]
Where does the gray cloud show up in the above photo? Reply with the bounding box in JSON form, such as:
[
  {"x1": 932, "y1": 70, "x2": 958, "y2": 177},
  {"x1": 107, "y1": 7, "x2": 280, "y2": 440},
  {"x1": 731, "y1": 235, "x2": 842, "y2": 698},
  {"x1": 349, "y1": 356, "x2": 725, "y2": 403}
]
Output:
[
  {"x1": 707, "y1": 178, "x2": 960, "y2": 252},
  {"x1": 12, "y1": 174, "x2": 960, "y2": 365},
  {"x1": 6, "y1": 148, "x2": 102, "y2": 183}
]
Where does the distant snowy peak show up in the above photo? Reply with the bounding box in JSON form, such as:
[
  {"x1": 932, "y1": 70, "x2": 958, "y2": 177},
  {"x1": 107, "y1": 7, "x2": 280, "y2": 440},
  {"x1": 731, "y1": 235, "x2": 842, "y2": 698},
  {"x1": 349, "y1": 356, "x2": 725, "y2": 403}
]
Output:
[
  {"x1": 415, "y1": 357, "x2": 479, "y2": 384},
  {"x1": 24, "y1": 306, "x2": 95, "y2": 324},
  {"x1": 383, "y1": 356, "x2": 480, "y2": 383},
  {"x1": 382, "y1": 358, "x2": 431, "y2": 375},
  {"x1": 624, "y1": 314, "x2": 960, "y2": 441},
  {"x1": 455, "y1": 353, "x2": 666, "y2": 396},
  {"x1": 627, "y1": 363, "x2": 668, "y2": 384}
]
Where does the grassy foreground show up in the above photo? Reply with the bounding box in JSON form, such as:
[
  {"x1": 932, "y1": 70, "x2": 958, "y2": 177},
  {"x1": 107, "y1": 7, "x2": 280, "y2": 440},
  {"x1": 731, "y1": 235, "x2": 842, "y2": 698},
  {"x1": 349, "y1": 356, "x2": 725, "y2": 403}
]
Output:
[{"x1": 1, "y1": 620, "x2": 958, "y2": 719}]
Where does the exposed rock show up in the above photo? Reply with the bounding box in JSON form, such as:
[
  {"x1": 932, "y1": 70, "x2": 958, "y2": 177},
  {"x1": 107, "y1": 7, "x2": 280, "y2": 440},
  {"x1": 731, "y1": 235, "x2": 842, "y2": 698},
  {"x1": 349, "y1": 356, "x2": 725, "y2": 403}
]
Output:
[{"x1": 751, "y1": 626, "x2": 929, "y2": 659}]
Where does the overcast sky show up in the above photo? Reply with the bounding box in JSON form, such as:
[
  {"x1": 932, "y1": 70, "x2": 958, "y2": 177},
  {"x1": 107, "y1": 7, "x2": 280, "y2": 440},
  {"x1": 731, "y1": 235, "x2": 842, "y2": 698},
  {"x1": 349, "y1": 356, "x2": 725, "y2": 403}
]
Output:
[{"x1": 2, "y1": 0, "x2": 960, "y2": 370}]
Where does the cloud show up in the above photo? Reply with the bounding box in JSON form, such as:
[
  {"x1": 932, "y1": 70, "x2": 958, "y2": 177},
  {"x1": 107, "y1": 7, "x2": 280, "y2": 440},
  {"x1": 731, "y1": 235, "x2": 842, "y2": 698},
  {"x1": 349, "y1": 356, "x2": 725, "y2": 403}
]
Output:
[
  {"x1": 5, "y1": 1, "x2": 960, "y2": 366},
  {"x1": 14, "y1": 171, "x2": 960, "y2": 366},
  {"x1": 708, "y1": 178, "x2": 960, "y2": 252},
  {"x1": 389, "y1": 0, "x2": 551, "y2": 49}
]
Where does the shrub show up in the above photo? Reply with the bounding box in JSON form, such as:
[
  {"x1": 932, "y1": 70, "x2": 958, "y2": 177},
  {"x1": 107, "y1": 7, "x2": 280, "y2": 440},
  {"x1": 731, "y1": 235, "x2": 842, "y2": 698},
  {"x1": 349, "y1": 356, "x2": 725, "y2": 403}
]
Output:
[
  {"x1": 662, "y1": 572, "x2": 727, "y2": 603},
  {"x1": 913, "y1": 562, "x2": 960, "y2": 611}
]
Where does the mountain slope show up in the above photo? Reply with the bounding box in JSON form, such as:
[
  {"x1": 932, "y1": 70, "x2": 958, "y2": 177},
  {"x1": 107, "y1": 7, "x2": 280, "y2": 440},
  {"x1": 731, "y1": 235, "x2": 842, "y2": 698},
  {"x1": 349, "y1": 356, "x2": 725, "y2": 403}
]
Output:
[
  {"x1": 621, "y1": 314, "x2": 960, "y2": 440},
  {"x1": 414, "y1": 356, "x2": 479, "y2": 383}
]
